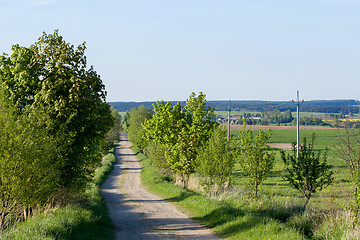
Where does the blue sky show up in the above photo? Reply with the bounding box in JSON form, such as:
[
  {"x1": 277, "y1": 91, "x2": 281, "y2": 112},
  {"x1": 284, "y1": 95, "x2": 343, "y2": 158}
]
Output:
[{"x1": 1, "y1": 0, "x2": 359, "y2": 102}]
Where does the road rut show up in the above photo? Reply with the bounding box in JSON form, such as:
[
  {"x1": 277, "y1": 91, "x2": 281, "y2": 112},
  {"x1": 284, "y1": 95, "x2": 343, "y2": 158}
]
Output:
[{"x1": 101, "y1": 134, "x2": 219, "y2": 240}]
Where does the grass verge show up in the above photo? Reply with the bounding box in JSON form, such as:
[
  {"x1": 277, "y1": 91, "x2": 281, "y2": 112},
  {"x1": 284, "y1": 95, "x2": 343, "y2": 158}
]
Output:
[
  {"x1": 136, "y1": 148, "x2": 306, "y2": 240},
  {"x1": 1, "y1": 150, "x2": 117, "y2": 240}
]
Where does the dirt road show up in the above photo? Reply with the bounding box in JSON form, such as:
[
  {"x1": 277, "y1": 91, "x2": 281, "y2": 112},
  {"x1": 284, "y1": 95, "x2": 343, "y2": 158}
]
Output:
[{"x1": 101, "y1": 134, "x2": 219, "y2": 240}]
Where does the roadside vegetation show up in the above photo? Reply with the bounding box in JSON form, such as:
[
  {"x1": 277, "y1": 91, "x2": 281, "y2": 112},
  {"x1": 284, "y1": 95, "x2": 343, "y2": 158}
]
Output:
[
  {"x1": 0, "y1": 30, "x2": 120, "y2": 238},
  {"x1": 1, "y1": 151, "x2": 117, "y2": 240},
  {"x1": 127, "y1": 92, "x2": 360, "y2": 239}
]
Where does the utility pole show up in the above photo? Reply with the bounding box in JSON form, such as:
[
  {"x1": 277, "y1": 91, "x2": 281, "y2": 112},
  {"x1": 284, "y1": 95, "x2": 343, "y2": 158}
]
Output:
[
  {"x1": 292, "y1": 91, "x2": 304, "y2": 157},
  {"x1": 228, "y1": 100, "x2": 231, "y2": 141}
]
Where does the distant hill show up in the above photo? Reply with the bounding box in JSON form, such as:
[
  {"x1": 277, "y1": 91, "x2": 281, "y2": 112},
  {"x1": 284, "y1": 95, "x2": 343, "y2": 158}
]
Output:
[{"x1": 109, "y1": 99, "x2": 360, "y2": 114}]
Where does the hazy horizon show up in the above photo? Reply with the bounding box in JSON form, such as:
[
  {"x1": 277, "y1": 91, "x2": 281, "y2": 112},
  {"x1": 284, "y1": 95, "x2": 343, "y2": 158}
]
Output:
[{"x1": 107, "y1": 98, "x2": 359, "y2": 103}]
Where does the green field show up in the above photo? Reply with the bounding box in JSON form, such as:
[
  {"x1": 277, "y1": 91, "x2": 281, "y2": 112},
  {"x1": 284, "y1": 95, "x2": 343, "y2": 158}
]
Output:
[
  {"x1": 215, "y1": 110, "x2": 360, "y2": 120},
  {"x1": 215, "y1": 110, "x2": 261, "y2": 117},
  {"x1": 231, "y1": 128, "x2": 351, "y2": 210}
]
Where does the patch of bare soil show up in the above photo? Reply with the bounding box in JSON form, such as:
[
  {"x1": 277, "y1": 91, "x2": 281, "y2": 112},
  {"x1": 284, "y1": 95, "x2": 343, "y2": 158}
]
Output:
[
  {"x1": 101, "y1": 133, "x2": 218, "y2": 240},
  {"x1": 268, "y1": 143, "x2": 293, "y2": 151}
]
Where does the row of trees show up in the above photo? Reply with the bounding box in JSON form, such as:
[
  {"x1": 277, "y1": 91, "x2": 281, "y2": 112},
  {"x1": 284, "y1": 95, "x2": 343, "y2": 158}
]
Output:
[
  {"x1": 112, "y1": 100, "x2": 360, "y2": 114},
  {"x1": 127, "y1": 93, "x2": 334, "y2": 210},
  {"x1": 236, "y1": 110, "x2": 327, "y2": 126},
  {"x1": 143, "y1": 93, "x2": 217, "y2": 188},
  {"x1": 295, "y1": 116, "x2": 325, "y2": 126},
  {"x1": 261, "y1": 109, "x2": 293, "y2": 125},
  {"x1": 0, "y1": 31, "x2": 118, "y2": 229}
]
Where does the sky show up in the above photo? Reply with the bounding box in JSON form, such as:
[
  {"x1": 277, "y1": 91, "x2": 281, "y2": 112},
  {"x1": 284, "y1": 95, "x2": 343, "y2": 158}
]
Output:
[{"x1": 1, "y1": 0, "x2": 360, "y2": 102}]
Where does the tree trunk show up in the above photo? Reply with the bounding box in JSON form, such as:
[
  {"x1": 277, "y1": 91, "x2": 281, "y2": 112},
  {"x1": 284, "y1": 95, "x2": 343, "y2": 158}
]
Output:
[
  {"x1": 303, "y1": 195, "x2": 311, "y2": 211},
  {"x1": 254, "y1": 180, "x2": 258, "y2": 197},
  {"x1": 24, "y1": 206, "x2": 32, "y2": 220},
  {"x1": 183, "y1": 174, "x2": 190, "y2": 189}
]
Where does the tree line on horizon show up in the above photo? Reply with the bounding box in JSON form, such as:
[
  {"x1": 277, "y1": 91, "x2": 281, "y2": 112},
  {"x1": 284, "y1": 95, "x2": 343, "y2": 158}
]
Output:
[{"x1": 110, "y1": 99, "x2": 360, "y2": 114}]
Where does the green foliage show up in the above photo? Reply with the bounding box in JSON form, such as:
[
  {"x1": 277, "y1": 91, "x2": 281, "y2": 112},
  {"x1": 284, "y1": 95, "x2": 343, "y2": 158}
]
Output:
[
  {"x1": 1, "y1": 150, "x2": 117, "y2": 240},
  {"x1": 236, "y1": 124, "x2": 275, "y2": 196},
  {"x1": 293, "y1": 116, "x2": 325, "y2": 126},
  {"x1": 144, "y1": 92, "x2": 217, "y2": 188},
  {"x1": 140, "y1": 126, "x2": 355, "y2": 239},
  {"x1": 101, "y1": 108, "x2": 122, "y2": 153},
  {"x1": 0, "y1": 30, "x2": 113, "y2": 190},
  {"x1": 127, "y1": 105, "x2": 153, "y2": 151},
  {"x1": 261, "y1": 109, "x2": 293, "y2": 125},
  {"x1": 93, "y1": 150, "x2": 117, "y2": 187},
  {"x1": 281, "y1": 134, "x2": 334, "y2": 210},
  {"x1": 0, "y1": 89, "x2": 60, "y2": 229},
  {"x1": 1, "y1": 205, "x2": 113, "y2": 240},
  {"x1": 139, "y1": 151, "x2": 305, "y2": 239},
  {"x1": 196, "y1": 126, "x2": 235, "y2": 194},
  {"x1": 230, "y1": 127, "x2": 351, "y2": 212},
  {"x1": 144, "y1": 141, "x2": 171, "y2": 177}
]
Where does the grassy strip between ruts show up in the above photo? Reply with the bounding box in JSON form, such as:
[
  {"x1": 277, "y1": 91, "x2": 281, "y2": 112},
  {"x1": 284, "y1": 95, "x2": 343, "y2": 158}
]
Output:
[
  {"x1": 1, "y1": 149, "x2": 117, "y2": 240},
  {"x1": 135, "y1": 148, "x2": 306, "y2": 240}
]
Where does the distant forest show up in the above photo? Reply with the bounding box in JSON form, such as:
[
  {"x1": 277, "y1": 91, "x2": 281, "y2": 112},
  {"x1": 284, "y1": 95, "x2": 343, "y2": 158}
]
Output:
[{"x1": 109, "y1": 99, "x2": 360, "y2": 114}]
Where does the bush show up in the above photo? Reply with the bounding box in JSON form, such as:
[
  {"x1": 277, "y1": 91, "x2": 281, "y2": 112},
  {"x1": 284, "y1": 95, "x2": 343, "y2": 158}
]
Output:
[{"x1": 1, "y1": 150, "x2": 117, "y2": 239}]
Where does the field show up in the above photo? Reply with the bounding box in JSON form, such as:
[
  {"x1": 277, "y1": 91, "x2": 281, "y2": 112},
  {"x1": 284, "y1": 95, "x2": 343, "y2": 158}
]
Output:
[
  {"x1": 223, "y1": 124, "x2": 333, "y2": 131},
  {"x1": 215, "y1": 110, "x2": 261, "y2": 117},
  {"x1": 230, "y1": 127, "x2": 352, "y2": 211}
]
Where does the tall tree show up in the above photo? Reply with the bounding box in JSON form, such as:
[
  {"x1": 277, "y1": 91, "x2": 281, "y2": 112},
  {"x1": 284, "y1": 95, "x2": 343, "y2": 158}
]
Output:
[
  {"x1": 0, "y1": 30, "x2": 113, "y2": 190},
  {"x1": 144, "y1": 92, "x2": 217, "y2": 188}
]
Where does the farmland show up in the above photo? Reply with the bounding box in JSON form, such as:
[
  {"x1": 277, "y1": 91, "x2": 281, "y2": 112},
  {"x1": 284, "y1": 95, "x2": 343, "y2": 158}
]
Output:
[{"x1": 230, "y1": 127, "x2": 351, "y2": 210}]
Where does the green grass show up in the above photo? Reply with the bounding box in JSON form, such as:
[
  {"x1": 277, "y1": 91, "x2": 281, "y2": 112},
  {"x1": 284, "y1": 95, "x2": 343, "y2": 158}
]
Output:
[
  {"x1": 138, "y1": 127, "x2": 356, "y2": 239},
  {"x1": 231, "y1": 128, "x2": 340, "y2": 147},
  {"x1": 231, "y1": 128, "x2": 352, "y2": 210},
  {"x1": 291, "y1": 112, "x2": 331, "y2": 118},
  {"x1": 1, "y1": 150, "x2": 117, "y2": 240},
  {"x1": 138, "y1": 151, "x2": 306, "y2": 239}
]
